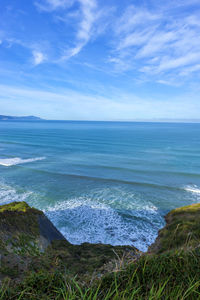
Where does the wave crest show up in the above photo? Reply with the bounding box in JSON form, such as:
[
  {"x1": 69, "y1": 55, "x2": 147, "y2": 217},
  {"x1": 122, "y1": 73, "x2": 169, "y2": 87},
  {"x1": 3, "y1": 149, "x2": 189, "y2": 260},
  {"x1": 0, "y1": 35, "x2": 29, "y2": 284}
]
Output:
[
  {"x1": 184, "y1": 185, "x2": 200, "y2": 195},
  {"x1": 0, "y1": 157, "x2": 45, "y2": 167}
]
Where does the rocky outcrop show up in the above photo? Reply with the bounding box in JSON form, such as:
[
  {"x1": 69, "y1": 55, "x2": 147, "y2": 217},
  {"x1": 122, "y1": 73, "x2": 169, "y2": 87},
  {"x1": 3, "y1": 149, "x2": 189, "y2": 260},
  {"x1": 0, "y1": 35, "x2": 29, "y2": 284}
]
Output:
[{"x1": 0, "y1": 202, "x2": 66, "y2": 254}]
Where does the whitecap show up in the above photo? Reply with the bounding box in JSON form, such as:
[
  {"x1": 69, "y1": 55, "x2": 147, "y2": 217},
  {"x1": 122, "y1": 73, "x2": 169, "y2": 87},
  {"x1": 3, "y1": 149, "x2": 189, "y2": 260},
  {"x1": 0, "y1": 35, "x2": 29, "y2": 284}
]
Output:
[
  {"x1": 0, "y1": 182, "x2": 33, "y2": 205},
  {"x1": 0, "y1": 157, "x2": 45, "y2": 167},
  {"x1": 184, "y1": 185, "x2": 200, "y2": 195},
  {"x1": 45, "y1": 193, "x2": 163, "y2": 252}
]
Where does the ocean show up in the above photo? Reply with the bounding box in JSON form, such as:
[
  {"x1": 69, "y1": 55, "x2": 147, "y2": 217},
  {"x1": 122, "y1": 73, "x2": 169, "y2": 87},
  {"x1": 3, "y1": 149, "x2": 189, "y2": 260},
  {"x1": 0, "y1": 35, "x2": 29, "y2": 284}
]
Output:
[{"x1": 0, "y1": 121, "x2": 200, "y2": 251}]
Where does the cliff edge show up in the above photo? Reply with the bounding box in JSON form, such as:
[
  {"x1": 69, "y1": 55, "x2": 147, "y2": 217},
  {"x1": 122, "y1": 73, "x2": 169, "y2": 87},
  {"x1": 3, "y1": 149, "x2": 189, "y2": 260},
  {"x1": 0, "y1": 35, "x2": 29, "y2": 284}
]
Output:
[
  {"x1": 1, "y1": 201, "x2": 200, "y2": 299},
  {"x1": 149, "y1": 202, "x2": 200, "y2": 253},
  {"x1": 0, "y1": 201, "x2": 140, "y2": 283}
]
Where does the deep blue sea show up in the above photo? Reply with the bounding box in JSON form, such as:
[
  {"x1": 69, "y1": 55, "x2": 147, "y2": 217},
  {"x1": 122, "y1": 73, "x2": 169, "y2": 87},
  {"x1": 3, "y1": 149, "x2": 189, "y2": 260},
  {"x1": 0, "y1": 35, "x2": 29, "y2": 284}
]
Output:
[{"x1": 0, "y1": 121, "x2": 200, "y2": 251}]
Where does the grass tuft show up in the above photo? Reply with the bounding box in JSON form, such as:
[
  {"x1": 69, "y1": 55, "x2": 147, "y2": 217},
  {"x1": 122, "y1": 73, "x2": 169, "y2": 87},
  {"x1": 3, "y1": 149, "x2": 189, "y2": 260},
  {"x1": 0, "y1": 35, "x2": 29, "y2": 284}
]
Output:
[{"x1": 1, "y1": 249, "x2": 200, "y2": 299}]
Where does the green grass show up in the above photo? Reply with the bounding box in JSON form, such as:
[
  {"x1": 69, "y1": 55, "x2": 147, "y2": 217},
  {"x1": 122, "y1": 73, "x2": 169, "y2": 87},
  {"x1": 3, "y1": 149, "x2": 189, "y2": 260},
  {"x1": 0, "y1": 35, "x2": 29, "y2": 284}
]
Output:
[
  {"x1": 150, "y1": 202, "x2": 200, "y2": 253},
  {"x1": 1, "y1": 202, "x2": 200, "y2": 299},
  {"x1": 1, "y1": 249, "x2": 200, "y2": 299},
  {"x1": 0, "y1": 201, "x2": 41, "y2": 214}
]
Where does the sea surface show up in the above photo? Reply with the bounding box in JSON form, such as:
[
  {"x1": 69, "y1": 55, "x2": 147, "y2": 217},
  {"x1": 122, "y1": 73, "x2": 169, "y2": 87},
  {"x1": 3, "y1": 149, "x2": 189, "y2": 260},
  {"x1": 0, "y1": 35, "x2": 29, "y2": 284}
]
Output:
[{"x1": 0, "y1": 121, "x2": 200, "y2": 251}]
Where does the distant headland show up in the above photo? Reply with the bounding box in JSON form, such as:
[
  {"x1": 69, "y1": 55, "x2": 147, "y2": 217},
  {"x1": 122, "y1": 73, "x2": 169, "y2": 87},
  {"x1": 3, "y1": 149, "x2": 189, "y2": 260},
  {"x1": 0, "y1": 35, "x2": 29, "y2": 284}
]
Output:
[{"x1": 0, "y1": 115, "x2": 43, "y2": 121}]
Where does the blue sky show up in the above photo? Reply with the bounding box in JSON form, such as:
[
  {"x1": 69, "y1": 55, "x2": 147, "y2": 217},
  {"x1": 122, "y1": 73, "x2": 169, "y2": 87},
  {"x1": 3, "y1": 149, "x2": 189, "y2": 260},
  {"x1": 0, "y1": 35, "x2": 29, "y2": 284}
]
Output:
[{"x1": 0, "y1": 0, "x2": 200, "y2": 120}]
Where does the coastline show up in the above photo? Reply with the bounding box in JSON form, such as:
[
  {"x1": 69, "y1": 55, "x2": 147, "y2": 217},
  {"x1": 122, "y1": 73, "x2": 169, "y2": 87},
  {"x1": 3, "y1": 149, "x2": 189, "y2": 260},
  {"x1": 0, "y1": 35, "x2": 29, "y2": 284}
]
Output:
[{"x1": 1, "y1": 200, "x2": 200, "y2": 298}]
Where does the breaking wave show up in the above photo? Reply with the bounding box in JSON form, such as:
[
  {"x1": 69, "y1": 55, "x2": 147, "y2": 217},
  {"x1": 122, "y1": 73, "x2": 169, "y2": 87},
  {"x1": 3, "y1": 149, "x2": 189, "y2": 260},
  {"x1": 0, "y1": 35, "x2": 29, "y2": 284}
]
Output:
[
  {"x1": 45, "y1": 193, "x2": 163, "y2": 252},
  {"x1": 184, "y1": 185, "x2": 200, "y2": 195},
  {"x1": 0, "y1": 157, "x2": 45, "y2": 167}
]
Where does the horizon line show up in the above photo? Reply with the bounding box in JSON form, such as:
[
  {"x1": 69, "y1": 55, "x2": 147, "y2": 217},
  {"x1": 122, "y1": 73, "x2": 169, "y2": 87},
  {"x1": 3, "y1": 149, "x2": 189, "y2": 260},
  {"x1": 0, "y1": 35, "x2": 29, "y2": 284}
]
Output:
[{"x1": 2, "y1": 115, "x2": 200, "y2": 123}]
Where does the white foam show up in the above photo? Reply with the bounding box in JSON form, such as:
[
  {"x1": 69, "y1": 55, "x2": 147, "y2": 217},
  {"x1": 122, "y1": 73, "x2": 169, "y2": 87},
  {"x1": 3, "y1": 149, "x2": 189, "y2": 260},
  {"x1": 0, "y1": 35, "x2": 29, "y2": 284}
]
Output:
[
  {"x1": 184, "y1": 185, "x2": 200, "y2": 195},
  {"x1": 0, "y1": 182, "x2": 163, "y2": 252},
  {"x1": 45, "y1": 190, "x2": 163, "y2": 252},
  {"x1": 0, "y1": 157, "x2": 45, "y2": 167},
  {"x1": 0, "y1": 182, "x2": 33, "y2": 205}
]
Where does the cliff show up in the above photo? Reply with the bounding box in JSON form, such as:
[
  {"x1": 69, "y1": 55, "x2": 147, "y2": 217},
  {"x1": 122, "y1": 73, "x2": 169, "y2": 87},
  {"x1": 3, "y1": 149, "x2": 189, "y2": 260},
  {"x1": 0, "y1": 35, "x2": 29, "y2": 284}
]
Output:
[
  {"x1": 0, "y1": 202, "x2": 140, "y2": 283},
  {"x1": 149, "y1": 202, "x2": 200, "y2": 253},
  {"x1": 1, "y1": 201, "x2": 200, "y2": 299}
]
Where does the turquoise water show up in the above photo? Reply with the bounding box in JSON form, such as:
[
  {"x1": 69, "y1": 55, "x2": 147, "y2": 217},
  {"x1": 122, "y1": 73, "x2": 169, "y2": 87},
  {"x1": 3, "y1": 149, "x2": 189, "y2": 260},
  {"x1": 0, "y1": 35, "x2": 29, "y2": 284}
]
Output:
[{"x1": 0, "y1": 121, "x2": 200, "y2": 251}]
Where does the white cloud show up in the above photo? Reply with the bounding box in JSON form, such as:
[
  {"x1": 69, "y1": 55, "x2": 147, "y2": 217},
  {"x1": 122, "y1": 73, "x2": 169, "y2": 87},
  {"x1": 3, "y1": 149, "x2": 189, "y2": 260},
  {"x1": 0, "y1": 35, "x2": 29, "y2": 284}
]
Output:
[
  {"x1": 157, "y1": 52, "x2": 200, "y2": 72},
  {"x1": 115, "y1": 5, "x2": 160, "y2": 36},
  {"x1": 0, "y1": 37, "x2": 48, "y2": 66},
  {"x1": 179, "y1": 64, "x2": 200, "y2": 76},
  {"x1": 35, "y1": 0, "x2": 101, "y2": 60},
  {"x1": 156, "y1": 79, "x2": 181, "y2": 87},
  {"x1": 32, "y1": 51, "x2": 46, "y2": 65},
  {"x1": 110, "y1": 3, "x2": 200, "y2": 79},
  {"x1": 61, "y1": 0, "x2": 98, "y2": 60},
  {"x1": 35, "y1": 0, "x2": 75, "y2": 11},
  {"x1": 3, "y1": 0, "x2": 200, "y2": 82}
]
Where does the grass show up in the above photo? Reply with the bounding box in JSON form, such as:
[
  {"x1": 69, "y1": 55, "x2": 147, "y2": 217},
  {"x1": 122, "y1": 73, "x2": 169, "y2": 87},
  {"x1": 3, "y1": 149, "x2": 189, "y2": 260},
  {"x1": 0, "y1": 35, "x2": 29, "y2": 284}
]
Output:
[
  {"x1": 1, "y1": 249, "x2": 200, "y2": 299},
  {"x1": 0, "y1": 201, "x2": 41, "y2": 214},
  {"x1": 1, "y1": 201, "x2": 200, "y2": 299},
  {"x1": 0, "y1": 202, "x2": 41, "y2": 240},
  {"x1": 150, "y1": 202, "x2": 200, "y2": 253}
]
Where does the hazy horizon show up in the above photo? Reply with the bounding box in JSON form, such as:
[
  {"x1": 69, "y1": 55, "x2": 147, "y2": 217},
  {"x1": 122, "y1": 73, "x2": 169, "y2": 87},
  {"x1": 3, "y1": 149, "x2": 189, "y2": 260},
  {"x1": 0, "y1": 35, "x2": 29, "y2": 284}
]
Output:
[{"x1": 2, "y1": 114, "x2": 200, "y2": 123}]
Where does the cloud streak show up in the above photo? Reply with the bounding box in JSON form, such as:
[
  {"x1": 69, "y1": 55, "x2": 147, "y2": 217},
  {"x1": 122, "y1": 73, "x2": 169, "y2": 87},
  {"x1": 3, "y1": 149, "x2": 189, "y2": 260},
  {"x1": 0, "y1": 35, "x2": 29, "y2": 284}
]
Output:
[
  {"x1": 110, "y1": 2, "x2": 200, "y2": 79},
  {"x1": 61, "y1": 0, "x2": 99, "y2": 60},
  {"x1": 35, "y1": 0, "x2": 75, "y2": 11},
  {"x1": 36, "y1": 0, "x2": 100, "y2": 60},
  {"x1": 1, "y1": 0, "x2": 200, "y2": 87}
]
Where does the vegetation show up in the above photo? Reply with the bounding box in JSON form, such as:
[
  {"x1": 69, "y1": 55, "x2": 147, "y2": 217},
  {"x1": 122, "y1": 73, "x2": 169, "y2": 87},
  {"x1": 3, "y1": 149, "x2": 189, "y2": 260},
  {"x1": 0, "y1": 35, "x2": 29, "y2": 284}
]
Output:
[
  {"x1": 0, "y1": 201, "x2": 38, "y2": 213},
  {"x1": 149, "y1": 202, "x2": 200, "y2": 253},
  {"x1": 1, "y1": 202, "x2": 200, "y2": 299},
  {"x1": 1, "y1": 249, "x2": 200, "y2": 299}
]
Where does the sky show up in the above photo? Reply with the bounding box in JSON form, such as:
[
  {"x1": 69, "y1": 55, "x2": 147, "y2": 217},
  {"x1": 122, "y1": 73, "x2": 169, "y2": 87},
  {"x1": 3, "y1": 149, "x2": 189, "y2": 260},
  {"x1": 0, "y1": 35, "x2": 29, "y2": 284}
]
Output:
[{"x1": 0, "y1": 0, "x2": 200, "y2": 120}]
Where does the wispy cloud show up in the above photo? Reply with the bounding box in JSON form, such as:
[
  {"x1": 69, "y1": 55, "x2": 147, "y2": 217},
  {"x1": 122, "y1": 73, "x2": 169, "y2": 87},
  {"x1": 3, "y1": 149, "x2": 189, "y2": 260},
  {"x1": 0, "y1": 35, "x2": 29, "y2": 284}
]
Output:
[
  {"x1": 35, "y1": 0, "x2": 101, "y2": 60},
  {"x1": 179, "y1": 64, "x2": 200, "y2": 76},
  {"x1": 61, "y1": 0, "x2": 99, "y2": 60},
  {"x1": 35, "y1": 0, "x2": 75, "y2": 12},
  {"x1": 1, "y1": 37, "x2": 47, "y2": 66},
  {"x1": 32, "y1": 50, "x2": 46, "y2": 65},
  {"x1": 110, "y1": 3, "x2": 200, "y2": 79},
  {"x1": 1, "y1": 0, "x2": 200, "y2": 86}
]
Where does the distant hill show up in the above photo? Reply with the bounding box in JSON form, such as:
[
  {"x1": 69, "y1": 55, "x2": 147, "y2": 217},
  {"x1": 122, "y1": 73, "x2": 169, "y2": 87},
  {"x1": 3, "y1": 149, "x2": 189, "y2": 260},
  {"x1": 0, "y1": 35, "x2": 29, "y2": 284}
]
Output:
[{"x1": 0, "y1": 115, "x2": 43, "y2": 121}]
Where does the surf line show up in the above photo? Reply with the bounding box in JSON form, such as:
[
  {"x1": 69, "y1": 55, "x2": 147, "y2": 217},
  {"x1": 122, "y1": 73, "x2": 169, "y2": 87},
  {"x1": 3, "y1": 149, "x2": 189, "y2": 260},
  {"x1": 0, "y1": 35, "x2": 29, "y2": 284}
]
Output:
[{"x1": 0, "y1": 157, "x2": 46, "y2": 167}]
